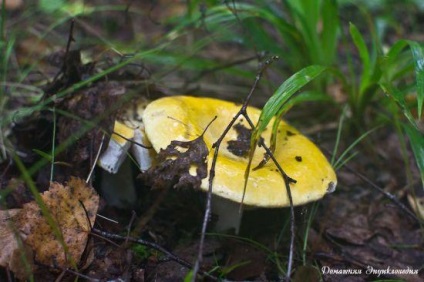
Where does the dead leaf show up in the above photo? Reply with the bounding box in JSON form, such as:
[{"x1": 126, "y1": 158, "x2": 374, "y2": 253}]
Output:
[
  {"x1": 140, "y1": 136, "x2": 208, "y2": 190},
  {"x1": 18, "y1": 177, "x2": 99, "y2": 268},
  {"x1": 0, "y1": 209, "x2": 34, "y2": 280}
]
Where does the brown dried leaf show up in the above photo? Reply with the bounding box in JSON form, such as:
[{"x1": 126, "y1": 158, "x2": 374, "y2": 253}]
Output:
[
  {"x1": 0, "y1": 209, "x2": 34, "y2": 280},
  {"x1": 141, "y1": 136, "x2": 208, "y2": 190},
  {"x1": 18, "y1": 177, "x2": 99, "y2": 268}
]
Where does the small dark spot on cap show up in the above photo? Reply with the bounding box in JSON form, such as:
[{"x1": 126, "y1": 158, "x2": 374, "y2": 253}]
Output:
[
  {"x1": 295, "y1": 156, "x2": 302, "y2": 162},
  {"x1": 227, "y1": 123, "x2": 252, "y2": 157},
  {"x1": 287, "y1": 131, "x2": 295, "y2": 136}
]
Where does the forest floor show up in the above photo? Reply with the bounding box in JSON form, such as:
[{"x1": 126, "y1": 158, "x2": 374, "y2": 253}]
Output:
[{"x1": 0, "y1": 1, "x2": 423, "y2": 281}]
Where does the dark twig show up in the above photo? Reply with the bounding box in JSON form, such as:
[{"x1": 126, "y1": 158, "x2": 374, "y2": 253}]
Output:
[
  {"x1": 90, "y1": 228, "x2": 217, "y2": 280},
  {"x1": 112, "y1": 130, "x2": 152, "y2": 149},
  {"x1": 53, "y1": 19, "x2": 75, "y2": 82},
  {"x1": 192, "y1": 56, "x2": 296, "y2": 280},
  {"x1": 64, "y1": 19, "x2": 75, "y2": 58}
]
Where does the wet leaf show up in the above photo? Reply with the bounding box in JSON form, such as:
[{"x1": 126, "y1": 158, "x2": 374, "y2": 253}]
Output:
[{"x1": 141, "y1": 136, "x2": 209, "y2": 190}]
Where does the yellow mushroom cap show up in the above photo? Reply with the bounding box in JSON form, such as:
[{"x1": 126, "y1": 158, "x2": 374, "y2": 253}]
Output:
[{"x1": 142, "y1": 96, "x2": 337, "y2": 207}]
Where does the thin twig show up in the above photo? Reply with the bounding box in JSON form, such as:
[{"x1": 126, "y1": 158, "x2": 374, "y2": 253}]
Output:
[
  {"x1": 86, "y1": 133, "x2": 105, "y2": 183},
  {"x1": 192, "y1": 56, "x2": 296, "y2": 280},
  {"x1": 50, "y1": 107, "x2": 57, "y2": 182},
  {"x1": 53, "y1": 19, "x2": 75, "y2": 82},
  {"x1": 96, "y1": 213, "x2": 119, "y2": 224},
  {"x1": 112, "y1": 130, "x2": 152, "y2": 149}
]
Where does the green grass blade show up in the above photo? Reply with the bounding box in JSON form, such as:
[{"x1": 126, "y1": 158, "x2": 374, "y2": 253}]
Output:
[
  {"x1": 349, "y1": 22, "x2": 371, "y2": 96},
  {"x1": 403, "y1": 124, "x2": 424, "y2": 189},
  {"x1": 32, "y1": 149, "x2": 53, "y2": 161},
  {"x1": 380, "y1": 82, "x2": 417, "y2": 128},
  {"x1": 384, "y1": 40, "x2": 409, "y2": 66},
  {"x1": 287, "y1": 0, "x2": 319, "y2": 29},
  {"x1": 242, "y1": 18, "x2": 285, "y2": 55},
  {"x1": 279, "y1": 90, "x2": 333, "y2": 108},
  {"x1": 331, "y1": 106, "x2": 347, "y2": 166},
  {"x1": 321, "y1": 0, "x2": 340, "y2": 64},
  {"x1": 382, "y1": 40, "x2": 424, "y2": 119},
  {"x1": 253, "y1": 65, "x2": 327, "y2": 141},
  {"x1": 286, "y1": 0, "x2": 321, "y2": 64},
  {"x1": 333, "y1": 127, "x2": 377, "y2": 170},
  {"x1": 406, "y1": 40, "x2": 424, "y2": 118}
]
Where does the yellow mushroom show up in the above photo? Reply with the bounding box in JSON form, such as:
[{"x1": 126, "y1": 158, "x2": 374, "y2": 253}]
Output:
[
  {"x1": 143, "y1": 96, "x2": 337, "y2": 206},
  {"x1": 142, "y1": 96, "x2": 337, "y2": 232},
  {"x1": 98, "y1": 96, "x2": 337, "y2": 229}
]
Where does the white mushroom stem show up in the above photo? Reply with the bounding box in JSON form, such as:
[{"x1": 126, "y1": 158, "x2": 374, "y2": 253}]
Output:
[
  {"x1": 212, "y1": 195, "x2": 244, "y2": 234},
  {"x1": 98, "y1": 135, "x2": 131, "y2": 174},
  {"x1": 100, "y1": 158, "x2": 136, "y2": 208},
  {"x1": 131, "y1": 127, "x2": 156, "y2": 172}
]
